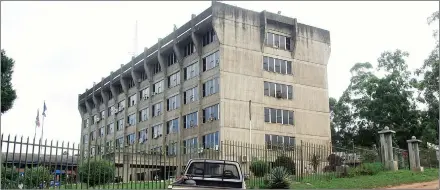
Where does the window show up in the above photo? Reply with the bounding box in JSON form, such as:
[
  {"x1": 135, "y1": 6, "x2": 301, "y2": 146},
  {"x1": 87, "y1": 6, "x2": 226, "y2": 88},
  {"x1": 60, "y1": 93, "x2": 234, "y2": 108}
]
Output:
[
  {"x1": 265, "y1": 134, "x2": 295, "y2": 150},
  {"x1": 264, "y1": 108, "x2": 294, "y2": 125},
  {"x1": 140, "y1": 70, "x2": 148, "y2": 81},
  {"x1": 202, "y1": 28, "x2": 216, "y2": 46},
  {"x1": 152, "y1": 102, "x2": 162, "y2": 117},
  {"x1": 184, "y1": 62, "x2": 199, "y2": 80},
  {"x1": 152, "y1": 124, "x2": 163, "y2": 139},
  {"x1": 167, "y1": 118, "x2": 179, "y2": 134},
  {"x1": 106, "y1": 141, "x2": 113, "y2": 152},
  {"x1": 203, "y1": 104, "x2": 219, "y2": 123},
  {"x1": 117, "y1": 118, "x2": 125, "y2": 131},
  {"x1": 83, "y1": 119, "x2": 89, "y2": 128},
  {"x1": 138, "y1": 129, "x2": 148, "y2": 144},
  {"x1": 184, "y1": 87, "x2": 198, "y2": 104},
  {"x1": 106, "y1": 123, "x2": 114, "y2": 135},
  {"x1": 116, "y1": 137, "x2": 124, "y2": 148},
  {"x1": 118, "y1": 100, "x2": 125, "y2": 109},
  {"x1": 128, "y1": 79, "x2": 135, "y2": 89},
  {"x1": 167, "y1": 52, "x2": 177, "y2": 66},
  {"x1": 139, "y1": 108, "x2": 148, "y2": 122},
  {"x1": 127, "y1": 114, "x2": 136, "y2": 126},
  {"x1": 203, "y1": 131, "x2": 219, "y2": 149},
  {"x1": 90, "y1": 131, "x2": 96, "y2": 141},
  {"x1": 92, "y1": 115, "x2": 97, "y2": 124},
  {"x1": 203, "y1": 78, "x2": 219, "y2": 97},
  {"x1": 153, "y1": 80, "x2": 163, "y2": 94},
  {"x1": 166, "y1": 142, "x2": 177, "y2": 156},
  {"x1": 108, "y1": 92, "x2": 113, "y2": 100},
  {"x1": 167, "y1": 95, "x2": 180, "y2": 111},
  {"x1": 168, "y1": 72, "x2": 180, "y2": 88},
  {"x1": 140, "y1": 87, "x2": 149, "y2": 100},
  {"x1": 263, "y1": 81, "x2": 293, "y2": 100},
  {"x1": 265, "y1": 32, "x2": 291, "y2": 50},
  {"x1": 108, "y1": 106, "x2": 115, "y2": 117},
  {"x1": 262, "y1": 56, "x2": 292, "y2": 75},
  {"x1": 153, "y1": 62, "x2": 162, "y2": 75},
  {"x1": 183, "y1": 111, "x2": 198, "y2": 129},
  {"x1": 83, "y1": 134, "x2": 88, "y2": 144},
  {"x1": 202, "y1": 51, "x2": 220, "y2": 72},
  {"x1": 100, "y1": 110, "x2": 105, "y2": 119},
  {"x1": 129, "y1": 94, "x2": 137, "y2": 107},
  {"x1": 117, "y1": 86, "x2": 123, "y2": 94},
  {"x1": 184, "y1": 41, "x2": 195, "y2": 57},
  {"x1": 183, "y1": 137, "x2": 198, "y2": 154},
  {"x1": 186, "y1": 162, "x2": 240, "y2": 180},
  {"x1": 126, "y1": 133, "x2": 136, "y2": 145},
  {"x1": 99, "y1": 127, "x2": 105, "y2": 137}
]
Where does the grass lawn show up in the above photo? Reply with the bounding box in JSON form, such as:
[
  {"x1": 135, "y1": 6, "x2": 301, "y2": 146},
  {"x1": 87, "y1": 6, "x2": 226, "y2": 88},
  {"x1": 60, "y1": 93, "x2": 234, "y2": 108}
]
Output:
[
  {"x1": 293, "y1": 168, "x2": 439, "y2": 189},
  {"x1": 53, "y1": 169, "x2": 438, "y2": 189}
]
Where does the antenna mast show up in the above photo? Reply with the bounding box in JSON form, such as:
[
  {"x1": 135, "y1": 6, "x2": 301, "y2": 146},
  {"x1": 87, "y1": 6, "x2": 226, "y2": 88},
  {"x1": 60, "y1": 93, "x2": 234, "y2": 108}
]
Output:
[{"x1": 133, "y1": 20, "x2": 138, "y2": 57}]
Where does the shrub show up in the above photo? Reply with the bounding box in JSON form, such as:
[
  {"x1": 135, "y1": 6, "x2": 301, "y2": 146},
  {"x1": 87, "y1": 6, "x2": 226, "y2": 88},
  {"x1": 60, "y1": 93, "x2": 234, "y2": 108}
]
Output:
[
  {"x1": 349, "y1": 162, "x2": 384, "y2": 176},
  {"x1": 78, "y1": 159, "x2": 115, "y2": 187},
  {"x1": 273, "y1": 155, "x2": 296, "y2": 175},
  {"x1": 23, "y1": 166, "x2": 53, "y2": 188},
  {"x1": 309, "y1": 153, "x2": 321, "y2": 172},
  {"x1": 361, "y1": 150, "x2": 378, "y2": 163},
  {"x1": 265, "y1": 167, "x2": 291, "y2": 189},
  {"x1": 323, "y1": 154, "x2": 343, "y2": 172},
  {"x1": 250, "y1": 160, "x2": 269, "y2": 177},
  {"x1": 1, "y1": 167, "x2": 24, "y2": 189}
]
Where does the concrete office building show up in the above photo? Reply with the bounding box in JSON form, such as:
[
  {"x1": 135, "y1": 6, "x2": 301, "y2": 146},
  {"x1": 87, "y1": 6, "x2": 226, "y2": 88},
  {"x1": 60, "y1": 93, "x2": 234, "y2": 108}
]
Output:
[{"x1": 78, "y1": 1, "x2": 331, "y2": 180}]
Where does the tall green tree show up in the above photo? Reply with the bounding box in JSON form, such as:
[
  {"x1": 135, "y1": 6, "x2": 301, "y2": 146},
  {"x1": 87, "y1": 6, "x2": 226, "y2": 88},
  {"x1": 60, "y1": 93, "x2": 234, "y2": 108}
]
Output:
[
  {"x1": 1, "y1": 49, "x2": 17, "y2": 114},
  {"x1": 413, "y1": 11, "x2": 439, "y2": 145}
]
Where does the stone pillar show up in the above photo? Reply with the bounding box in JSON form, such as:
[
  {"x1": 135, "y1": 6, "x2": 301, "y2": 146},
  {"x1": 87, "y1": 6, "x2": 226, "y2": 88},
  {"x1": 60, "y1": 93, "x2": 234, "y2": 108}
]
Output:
[
  {"x1": 407, "y1": 136, "x2": 424, "y2": 172},
  {"x1": 378, "y1": 127, "x2": 398, "y2": 171}
]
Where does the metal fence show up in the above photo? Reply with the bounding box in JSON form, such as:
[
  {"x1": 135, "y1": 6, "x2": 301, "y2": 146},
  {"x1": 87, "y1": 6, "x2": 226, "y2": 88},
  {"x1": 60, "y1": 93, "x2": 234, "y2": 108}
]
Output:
[{"x1": 1, "y1": 134, "x2": 389, "y2": 189}]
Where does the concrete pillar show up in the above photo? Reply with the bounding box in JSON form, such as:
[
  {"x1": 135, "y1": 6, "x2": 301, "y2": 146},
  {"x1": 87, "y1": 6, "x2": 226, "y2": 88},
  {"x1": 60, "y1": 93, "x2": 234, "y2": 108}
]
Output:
[
  {"x1": 378, "y1": 126, "x2": 398, "y2": 171},
  {"x1": 407, "y1": 136, "x2": 424, "y2": 172},
  {"x1": 122, "y1": 154, "x2": 130, "y2": 182}
]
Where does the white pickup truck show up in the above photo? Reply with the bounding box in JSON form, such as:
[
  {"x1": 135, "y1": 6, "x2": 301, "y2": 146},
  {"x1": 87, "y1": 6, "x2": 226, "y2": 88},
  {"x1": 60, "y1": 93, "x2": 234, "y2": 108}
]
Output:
[{"x1": 167, "y1": 159, "x2": 248, "y2": 189}]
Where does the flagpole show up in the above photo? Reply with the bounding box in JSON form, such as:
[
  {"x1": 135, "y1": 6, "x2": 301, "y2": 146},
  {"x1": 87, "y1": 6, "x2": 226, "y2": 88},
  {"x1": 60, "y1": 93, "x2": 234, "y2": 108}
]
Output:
[{"x1": 41, "y1": 115, "x2": 45, "y2": 142}]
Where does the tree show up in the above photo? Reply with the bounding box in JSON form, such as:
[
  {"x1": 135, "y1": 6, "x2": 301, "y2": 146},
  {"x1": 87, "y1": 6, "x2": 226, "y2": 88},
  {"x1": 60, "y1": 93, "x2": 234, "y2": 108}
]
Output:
[
  {"x1": 78, "y1": 159, "x2": 115, "y2": 187},
  {"x1": 23, "y1": 166, "x2": 52, "y2": 188},
  {"x1": 413, "y1": 11, "x2": 439, "y2": 145},
  {"x1": 1, "y1": 49, "x2": 17, "y2": 114}
]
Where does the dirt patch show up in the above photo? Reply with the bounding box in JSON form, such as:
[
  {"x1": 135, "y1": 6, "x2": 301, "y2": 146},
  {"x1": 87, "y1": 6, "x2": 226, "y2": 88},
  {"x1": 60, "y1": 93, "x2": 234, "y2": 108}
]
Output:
[{"x1": 387, "y1": 180, "x2": 439, "y2": 189}]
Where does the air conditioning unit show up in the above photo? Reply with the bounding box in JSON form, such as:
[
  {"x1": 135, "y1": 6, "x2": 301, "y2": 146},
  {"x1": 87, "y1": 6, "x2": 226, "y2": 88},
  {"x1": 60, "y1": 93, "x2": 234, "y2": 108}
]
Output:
[{"x1": 241, "y1": 155, "x2": 248, "y2": 163}]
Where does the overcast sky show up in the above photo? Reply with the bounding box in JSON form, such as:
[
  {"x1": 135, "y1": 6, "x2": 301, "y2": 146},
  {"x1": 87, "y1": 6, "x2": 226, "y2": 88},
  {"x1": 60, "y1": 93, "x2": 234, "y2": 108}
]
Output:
[{"x1": 1, "y1": 1, "x2": 438, "y2": 145}]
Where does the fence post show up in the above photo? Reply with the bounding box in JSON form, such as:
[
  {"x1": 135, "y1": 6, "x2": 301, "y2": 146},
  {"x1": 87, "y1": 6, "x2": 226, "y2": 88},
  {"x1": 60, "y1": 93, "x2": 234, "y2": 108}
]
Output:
[
  {"x1": 407, "y1": 136, "x2": 423, "y2": 172},
  {"x1": 378, "y1": 126, "x2": 398, "y2": 171}
]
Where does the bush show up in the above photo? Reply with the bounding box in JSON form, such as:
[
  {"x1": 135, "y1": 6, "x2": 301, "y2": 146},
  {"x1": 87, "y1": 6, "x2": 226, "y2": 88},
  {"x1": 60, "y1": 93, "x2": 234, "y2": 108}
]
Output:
[
  {"x1": 78, "y1": 159, "x2": 115, "y2": 187},
  {"x1": 273, "y1": 155, "x2": 296, "y2": 175},
  {"x1": 250, "y1": 160, "x2": 269, "y2": 177},
  {"x1": 309, "y1": 153, "x2": 321, "y2": 172},
  {"x1": 349, "y1": 162, "x2": 384, "y2": 176},
  {"x1": 323, "y1": 154, "x2": 343, "y2": 172},
  {"x1": 1, "y1": 167, "x2": 24, "y2": 189},
  {"x1": 265, "y1": 167, "x2": 291, "y2": 189},
  {"x1": 23, "y1": 166, "x2": 53, "y2": 188},
  {"x1": 361, "y1": 150, "x2": 378, "y2": 163}
]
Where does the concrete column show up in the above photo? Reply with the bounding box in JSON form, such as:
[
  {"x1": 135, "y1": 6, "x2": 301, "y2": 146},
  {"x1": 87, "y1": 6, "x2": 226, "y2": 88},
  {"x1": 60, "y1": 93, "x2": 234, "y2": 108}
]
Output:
[
  {"x1": 407, "y1": 136, "x2": 423, "y2": 172},
  {"x1": 172, "y1": 25, "x2": 184, "y2": 177},
  {"x1": 378, "y1": 126, "x2": 398, "y2": 171}
]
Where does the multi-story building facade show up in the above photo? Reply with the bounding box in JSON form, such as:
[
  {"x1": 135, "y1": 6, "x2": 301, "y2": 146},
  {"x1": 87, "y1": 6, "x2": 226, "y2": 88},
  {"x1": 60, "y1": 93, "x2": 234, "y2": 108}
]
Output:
[{"x1": 78, "y1": 1, "x2": 331, "y2": 180}]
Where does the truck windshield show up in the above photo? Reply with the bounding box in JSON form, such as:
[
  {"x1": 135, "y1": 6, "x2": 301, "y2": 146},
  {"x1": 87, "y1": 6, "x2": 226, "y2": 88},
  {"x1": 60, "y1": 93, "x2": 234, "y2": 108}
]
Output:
[{"x1": 186, "y1": 161, "x2": 240, "y2": 180}]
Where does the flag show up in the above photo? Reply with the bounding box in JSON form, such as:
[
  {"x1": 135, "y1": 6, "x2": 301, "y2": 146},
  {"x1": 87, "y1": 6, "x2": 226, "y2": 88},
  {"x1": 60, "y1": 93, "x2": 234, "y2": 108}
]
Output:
[
  {"x1": 42, "y1": 101, "x2": 47, "y2": 117},
  {"x1": 36, "y1": 109, "x2": 40, "y2": 127}
]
